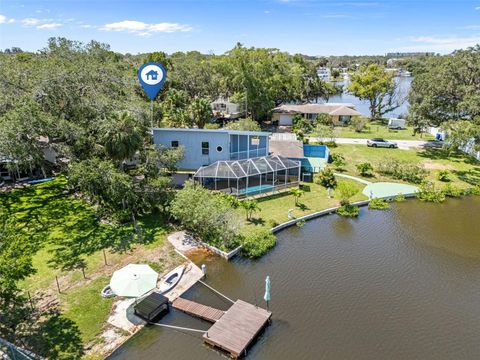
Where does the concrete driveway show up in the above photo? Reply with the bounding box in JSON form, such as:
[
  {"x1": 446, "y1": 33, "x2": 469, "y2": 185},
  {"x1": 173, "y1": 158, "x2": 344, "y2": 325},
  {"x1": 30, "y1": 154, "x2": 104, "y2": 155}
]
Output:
[{"x1": 310, "y1": 137, "x2": 441, "y2": 150}]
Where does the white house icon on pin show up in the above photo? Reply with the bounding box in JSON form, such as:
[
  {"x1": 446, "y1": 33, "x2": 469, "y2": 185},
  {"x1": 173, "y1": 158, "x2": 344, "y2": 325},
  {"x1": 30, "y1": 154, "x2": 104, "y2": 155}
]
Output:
[{"x1": 146, "y1": 69, "x2": 158, "y2": 80}]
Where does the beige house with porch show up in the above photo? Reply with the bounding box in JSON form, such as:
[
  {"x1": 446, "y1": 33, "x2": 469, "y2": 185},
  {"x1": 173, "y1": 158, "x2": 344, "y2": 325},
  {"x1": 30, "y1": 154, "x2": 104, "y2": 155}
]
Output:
[{"x1": 272, "y1": 103, "x2": 361, "y2": 126}]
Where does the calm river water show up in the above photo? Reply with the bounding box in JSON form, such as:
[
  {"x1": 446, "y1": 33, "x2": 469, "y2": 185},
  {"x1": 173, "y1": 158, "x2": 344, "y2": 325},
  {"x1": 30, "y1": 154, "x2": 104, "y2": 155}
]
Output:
[{"x1": 110, "y1": 197, "x2": 480, "y2": 360}]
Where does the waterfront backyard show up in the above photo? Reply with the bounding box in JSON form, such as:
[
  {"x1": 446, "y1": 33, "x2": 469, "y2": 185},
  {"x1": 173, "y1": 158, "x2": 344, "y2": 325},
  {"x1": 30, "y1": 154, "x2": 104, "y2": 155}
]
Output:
[
  {"x1": 3, "y1": 143, "x2": 479, "y2": 358},
  {"x1": 111, "y1": 196, "x2": 480, "y2": 360},
  {"x1": 2, "y1": 178, "x2": 183, "y2": 358}
]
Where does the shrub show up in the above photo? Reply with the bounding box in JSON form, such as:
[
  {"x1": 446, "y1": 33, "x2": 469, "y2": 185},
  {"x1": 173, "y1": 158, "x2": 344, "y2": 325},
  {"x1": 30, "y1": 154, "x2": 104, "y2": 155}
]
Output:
[
  {"x1": 356, "y1": 162, "x2": 374, "y2": 177},
  {"x1": 296, "y1": 219, "x2": 306, "y2": 227},
  {"x1": 314, "y1": 168, "x2": 337, "y2": 189},
  {"x1": 311, "y1": 123, "x2": 335, "y2": 143},
  {"x1": 241, "y1": 228, "x2": 277, "y2": 258},
  {"x1": 170, "y1": 181, "x2": 242, "y2": 250},
  {"x1": 336, "y1": 181, "x2": 359, "y2": 205},
  {"x1": 267, "y1": 219, "x2": 279, "y2": 228},
  {"x1": 324, "y1": 141, "x2": 337, "y2": 147},
  {"x1": 417, "y1": 183, "x2": 446, "y2": 203},
  {"x1": 293, "y1": 114, "x2": 313, "y2": 133},
  {"x1": 350, "y1": 116, "x2": 369, "y2": 132},
  {"x1": 315, "y1": 113, "x2": 333, "y2": 126},
  {"x1": 224, "y1": 118, "x2": 261, "y2": 131},
  {"x1": 337, "y1": 204, "x2": 359, "y2": 217},
  {"x1": 330, "y1": 153, "x2": 346, "y2": 169},
  {"x1": 393, "y1": 193, "x2": 406, "y2": 202},
  {"x1": 437, "y1": 170, "x2": 450, "y2": 182},
  {"x1": 442, "y1": 184, "x2": 464, "y2": 198},
  {"x1": 204, "y1": 123, "x2": 220, "y2": 129},
  {"x1": 376, "y1": 158, "x2": 428, "y2": 184},
  {"x1": 376, "y1": 157, "x2": 398, "y2": 175},
  {"x1": 470, "y1": 185, "x2": 480, "y2": 196},
  {"x1": 221, "y1": 194, "x2": 240, "y2": 208},
  {"x1": 368, "y1": 197, "x2": 390, "y2": 210}
]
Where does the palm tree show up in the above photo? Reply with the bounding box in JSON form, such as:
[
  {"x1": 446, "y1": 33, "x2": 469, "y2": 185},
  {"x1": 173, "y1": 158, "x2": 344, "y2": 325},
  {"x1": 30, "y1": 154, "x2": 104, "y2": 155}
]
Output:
[
  {"x1": 103, "y1": 112, "x2": 145, "y2": 169},
  {"x1": 289, "y1": 187, "x2": 304, "y2": 206},
  {"x1": 241, "y1": 199, "x2": 260, "y2": 220},
  {"x1": 188, "y1": 97, "x2": 213, "y2": 129}
]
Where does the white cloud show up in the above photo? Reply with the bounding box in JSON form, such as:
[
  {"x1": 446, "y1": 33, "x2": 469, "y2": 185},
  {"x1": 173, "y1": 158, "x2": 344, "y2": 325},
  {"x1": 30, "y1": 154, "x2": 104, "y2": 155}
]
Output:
[
  {"x1": 80, "y1": 24, "x2": 93, "y2": 28},
  {"x1": 101, "y1": 20, "x2": 192, "y2": 35},
  {"x1": 475, "y1": 6, "x2": 480, "y2": 10},
  {"x1": 264, "y1": 10, "x2": 271, "y2": 14},
  {"x1": 37, "y1": 23, "x2": 62, "y2": 29},
  {"x1": 401, "y1": 35, "x2": 480, "y2": 52},
  {"x1": 0, "y1": 14, "x2": 15, "y2": 24},
  {"x1": 22, "y1": 17, "x2": 41, "y2": 26}
]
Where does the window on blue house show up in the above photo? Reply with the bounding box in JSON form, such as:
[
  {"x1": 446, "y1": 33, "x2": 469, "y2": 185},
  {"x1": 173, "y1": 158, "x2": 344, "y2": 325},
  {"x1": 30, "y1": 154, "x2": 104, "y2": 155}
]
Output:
[
  {"x1": 171, "y1": 141, "x2": 179, "y2": 148},
  {"x1": 202, "y1": 142, "x2": 209, "y2": 155}
]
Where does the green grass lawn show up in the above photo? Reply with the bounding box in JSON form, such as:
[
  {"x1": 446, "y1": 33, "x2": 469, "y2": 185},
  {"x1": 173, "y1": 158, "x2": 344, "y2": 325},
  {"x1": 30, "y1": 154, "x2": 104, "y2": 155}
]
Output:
[
  {"x1": 332, "y1": 123, "x2": 434, "y2": 140},
  {"x1": 242, "y1": 179, "x2": 367, "y2": 230},
  {"x1": 330, "y1": 144, "x2": 480, "y2": 188},
  {"x1": 60, "y1": 275, "x2": 115, "y2": 344},
  {"x1": 2, "y1": 177, "x2": 180, "y2": 354}
]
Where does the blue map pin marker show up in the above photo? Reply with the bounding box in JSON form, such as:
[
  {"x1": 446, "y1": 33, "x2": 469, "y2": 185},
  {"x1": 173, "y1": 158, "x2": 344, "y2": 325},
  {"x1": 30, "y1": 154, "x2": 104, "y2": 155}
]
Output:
[{"x1": 138, "y1": 62, "x2": 167, "y2": 100}]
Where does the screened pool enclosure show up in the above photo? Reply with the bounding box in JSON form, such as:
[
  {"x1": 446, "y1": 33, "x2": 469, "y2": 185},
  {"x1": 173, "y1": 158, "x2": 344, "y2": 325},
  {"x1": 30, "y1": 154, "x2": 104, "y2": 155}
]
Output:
[{"x1": 193, "y1": 155, "x2": 301, "y2": 198}]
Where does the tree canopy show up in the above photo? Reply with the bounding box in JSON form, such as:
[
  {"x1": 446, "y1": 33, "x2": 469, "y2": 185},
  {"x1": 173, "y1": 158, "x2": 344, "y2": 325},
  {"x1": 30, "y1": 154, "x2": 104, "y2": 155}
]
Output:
[
  {"x1": 408, "y1": 45, "x2": 480, "y2": 148},
  {"x1": 348, "y1": 64, "x2": 403, "y2": 119}
]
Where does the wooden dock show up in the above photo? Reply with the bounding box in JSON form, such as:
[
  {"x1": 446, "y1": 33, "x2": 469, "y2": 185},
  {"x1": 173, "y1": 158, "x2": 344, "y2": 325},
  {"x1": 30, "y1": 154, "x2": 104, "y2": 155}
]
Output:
[
  {"x1": 203, "y1": 300, "x2": 272, "y2": 358},
  {"x1": 172, "y1": 298, "x2": 225, "y2": 323}
]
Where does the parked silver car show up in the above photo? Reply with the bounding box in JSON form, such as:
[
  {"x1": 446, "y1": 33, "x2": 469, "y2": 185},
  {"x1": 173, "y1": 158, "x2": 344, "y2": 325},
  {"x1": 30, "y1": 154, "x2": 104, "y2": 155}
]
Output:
[{"x1": 367, "y1": 138, "x2": 398, "y2": 148}]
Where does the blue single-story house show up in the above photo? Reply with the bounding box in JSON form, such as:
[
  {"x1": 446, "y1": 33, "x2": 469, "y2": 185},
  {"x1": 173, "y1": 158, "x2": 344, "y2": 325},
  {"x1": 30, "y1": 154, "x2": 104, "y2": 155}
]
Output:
[{"x1": 152, "y1": 128, "x2": 271, "y2": 171}]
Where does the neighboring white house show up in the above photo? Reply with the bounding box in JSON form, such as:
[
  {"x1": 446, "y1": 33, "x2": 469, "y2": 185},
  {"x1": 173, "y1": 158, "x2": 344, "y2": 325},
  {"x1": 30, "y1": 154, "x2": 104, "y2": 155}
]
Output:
[
  {"x1": 272, "y1": 103, "x2": 361, "y2": 126},
  {"x1": 317, "y1": 67, "x2": 331, "y2": 81},
  {"x1": 211, "y1": 98, "x2": 242, "y2": 120}
]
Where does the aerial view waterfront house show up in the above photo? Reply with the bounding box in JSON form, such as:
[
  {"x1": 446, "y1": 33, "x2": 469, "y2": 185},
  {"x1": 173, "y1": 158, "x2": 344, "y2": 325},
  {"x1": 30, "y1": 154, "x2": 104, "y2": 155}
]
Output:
[{"x1": 2, "y1": 1, "x2": 480, "y2": 360}]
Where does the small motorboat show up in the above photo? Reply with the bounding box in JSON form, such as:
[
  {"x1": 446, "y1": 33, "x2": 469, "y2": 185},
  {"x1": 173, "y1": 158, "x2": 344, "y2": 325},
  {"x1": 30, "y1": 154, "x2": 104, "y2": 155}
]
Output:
[
  {"x1": 101, "y1": 285, "x2": 116, "y2": 298},
  {"x1": 159, "y1": 266, "x2": 185, "y2": 294}
]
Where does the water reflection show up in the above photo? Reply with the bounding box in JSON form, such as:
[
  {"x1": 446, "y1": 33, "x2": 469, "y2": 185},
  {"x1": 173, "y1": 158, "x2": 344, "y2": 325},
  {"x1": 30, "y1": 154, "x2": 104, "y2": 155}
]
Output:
[{"x1": 110, "y1": 197, "x2": 480, "y2": 360}]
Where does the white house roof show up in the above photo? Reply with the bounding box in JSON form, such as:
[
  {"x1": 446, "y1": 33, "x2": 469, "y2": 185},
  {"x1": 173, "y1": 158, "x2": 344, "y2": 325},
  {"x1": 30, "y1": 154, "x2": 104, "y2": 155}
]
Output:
[{"x1": 273, "y1": 103, "x2": 361, "y2": 116}]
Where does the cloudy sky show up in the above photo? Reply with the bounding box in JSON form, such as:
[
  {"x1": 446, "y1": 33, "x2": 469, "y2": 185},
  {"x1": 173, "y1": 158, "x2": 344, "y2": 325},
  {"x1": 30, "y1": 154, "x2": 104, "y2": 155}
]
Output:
[{"x1": 1, "y1": 0, "x2": 480, "y2": 55}]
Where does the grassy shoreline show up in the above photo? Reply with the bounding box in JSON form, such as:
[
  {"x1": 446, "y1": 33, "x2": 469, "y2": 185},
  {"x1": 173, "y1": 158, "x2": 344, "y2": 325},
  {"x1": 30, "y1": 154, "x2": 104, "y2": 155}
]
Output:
[{"x1": 3, "y1": 143, "x2": 478, "y2": 358}]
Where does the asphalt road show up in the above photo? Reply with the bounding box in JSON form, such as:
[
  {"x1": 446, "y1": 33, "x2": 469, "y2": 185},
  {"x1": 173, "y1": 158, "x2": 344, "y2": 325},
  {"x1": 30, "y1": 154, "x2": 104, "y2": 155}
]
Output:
[{"x1": 310, "y1": 137, "x2": 442, "y2": 150}]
